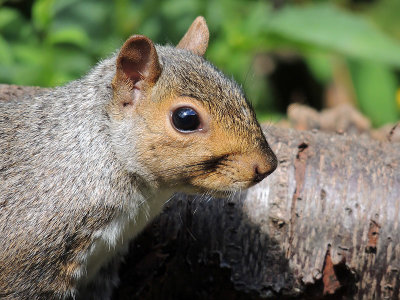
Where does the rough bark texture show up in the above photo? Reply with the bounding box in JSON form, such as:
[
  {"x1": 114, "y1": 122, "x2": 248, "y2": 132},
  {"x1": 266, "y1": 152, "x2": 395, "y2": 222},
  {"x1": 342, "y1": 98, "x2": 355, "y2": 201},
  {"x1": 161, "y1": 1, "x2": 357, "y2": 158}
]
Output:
[{"x1": 1, "y1": 84, "x2": 400, "y2": 299}]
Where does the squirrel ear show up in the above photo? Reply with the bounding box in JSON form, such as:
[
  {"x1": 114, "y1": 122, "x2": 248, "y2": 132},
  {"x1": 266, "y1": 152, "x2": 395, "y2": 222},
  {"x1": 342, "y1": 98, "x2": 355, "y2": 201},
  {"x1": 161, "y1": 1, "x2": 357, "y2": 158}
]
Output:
[
  {"x1": 177, "y1": 16, "x2": 209, "y2": 56},
  {"x1": 115, "y1": 35, "x2": 161, "y2": 89}
]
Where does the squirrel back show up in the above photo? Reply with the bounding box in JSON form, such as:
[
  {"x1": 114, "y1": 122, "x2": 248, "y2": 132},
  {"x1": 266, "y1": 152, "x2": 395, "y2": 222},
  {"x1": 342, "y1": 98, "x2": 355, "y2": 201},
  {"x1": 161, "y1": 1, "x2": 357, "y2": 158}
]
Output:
[{"x1": 0, "y1": 17, "x2": 277, "y2": 299}]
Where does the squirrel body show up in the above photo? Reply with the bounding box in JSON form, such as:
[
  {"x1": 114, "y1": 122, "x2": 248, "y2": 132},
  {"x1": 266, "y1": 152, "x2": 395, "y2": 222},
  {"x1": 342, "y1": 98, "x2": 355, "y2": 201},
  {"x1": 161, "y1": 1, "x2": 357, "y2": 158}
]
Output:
[{"x1": 0, "y1": 17, "x2": 277, "y2": 299}]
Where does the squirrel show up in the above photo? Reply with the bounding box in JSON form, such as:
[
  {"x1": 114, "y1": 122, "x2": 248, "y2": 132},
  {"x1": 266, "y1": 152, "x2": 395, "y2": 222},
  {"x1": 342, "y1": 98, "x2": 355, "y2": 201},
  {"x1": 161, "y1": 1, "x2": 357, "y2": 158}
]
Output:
[{"x1": 0, "y1": 16, "x2": 277, "y2": 299}]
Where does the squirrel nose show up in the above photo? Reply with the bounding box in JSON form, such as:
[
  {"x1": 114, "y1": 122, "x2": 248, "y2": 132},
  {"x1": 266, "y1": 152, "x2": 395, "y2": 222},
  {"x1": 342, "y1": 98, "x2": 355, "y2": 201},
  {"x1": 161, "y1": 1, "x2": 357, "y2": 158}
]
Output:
[{"x1": 252, "y1": 158, "x2": 277, "y2": 183}]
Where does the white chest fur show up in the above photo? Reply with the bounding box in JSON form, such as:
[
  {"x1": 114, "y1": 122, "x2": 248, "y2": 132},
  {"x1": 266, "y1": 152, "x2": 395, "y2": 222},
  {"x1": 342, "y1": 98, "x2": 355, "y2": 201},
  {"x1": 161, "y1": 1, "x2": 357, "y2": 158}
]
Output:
[{"x1": 79, "y1": 190, "x2": 174, "y2": 286}]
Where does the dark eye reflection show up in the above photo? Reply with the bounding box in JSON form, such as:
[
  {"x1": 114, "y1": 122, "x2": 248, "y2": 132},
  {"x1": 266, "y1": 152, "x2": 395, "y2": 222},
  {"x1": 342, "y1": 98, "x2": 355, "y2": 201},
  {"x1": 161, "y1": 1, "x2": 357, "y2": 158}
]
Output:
[{"x1": 172, "y1": 107, "x2": 201, "y2": 132}]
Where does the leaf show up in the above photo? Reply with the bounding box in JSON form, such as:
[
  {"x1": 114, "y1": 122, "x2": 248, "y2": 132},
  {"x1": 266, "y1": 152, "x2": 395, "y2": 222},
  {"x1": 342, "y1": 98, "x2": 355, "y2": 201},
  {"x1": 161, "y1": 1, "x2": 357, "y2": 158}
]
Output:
[
  {"x1": 0, "y1": 8, "x2": 20, "y2": 30},
  {"x1": 350, "y1": 60, "x2": 399, "y2": 127},
  {"x1": 0, "y1": 35, "x2": 13, "y2": 64},
  {"x1": 263, "y1": 3, "x2": 400, "y2": 67},
  {"x1": 304, "y1": 51, "x2": 333, "y2": 84},
  {"x1": 53, "y1": 0, "x2": 81, "y2": 15},
  {"x1": 46, "y1": 27, "x2": 90, "y2": 49},
  {"x1": 32, "y1": 0, "x2": 54, "y2": 32},
  {"x1": 14, "y1": 43, "x2": 46, "y2": 65}
]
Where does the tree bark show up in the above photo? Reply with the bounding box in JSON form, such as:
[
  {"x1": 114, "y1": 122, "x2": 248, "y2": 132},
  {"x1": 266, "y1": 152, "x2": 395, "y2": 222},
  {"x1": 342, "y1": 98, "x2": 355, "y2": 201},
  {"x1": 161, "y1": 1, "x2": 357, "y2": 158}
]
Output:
[{"x1": 1, "y1": 84, "x2": 399, "y2": 299}]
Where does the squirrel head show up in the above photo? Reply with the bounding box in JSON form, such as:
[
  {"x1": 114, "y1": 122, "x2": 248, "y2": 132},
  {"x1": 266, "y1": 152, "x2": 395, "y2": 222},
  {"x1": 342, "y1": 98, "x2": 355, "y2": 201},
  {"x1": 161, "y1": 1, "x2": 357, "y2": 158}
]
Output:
[{"x1": 109, "y1": 16, "x2": 277, "y2": 195}]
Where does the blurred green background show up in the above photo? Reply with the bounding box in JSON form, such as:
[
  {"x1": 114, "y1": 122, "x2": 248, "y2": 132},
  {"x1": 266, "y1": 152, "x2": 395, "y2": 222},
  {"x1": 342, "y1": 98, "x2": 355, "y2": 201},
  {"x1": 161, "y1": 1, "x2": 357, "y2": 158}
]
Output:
[{"x1": 1, "y1": 0, "x2": 400, "y2": 126}]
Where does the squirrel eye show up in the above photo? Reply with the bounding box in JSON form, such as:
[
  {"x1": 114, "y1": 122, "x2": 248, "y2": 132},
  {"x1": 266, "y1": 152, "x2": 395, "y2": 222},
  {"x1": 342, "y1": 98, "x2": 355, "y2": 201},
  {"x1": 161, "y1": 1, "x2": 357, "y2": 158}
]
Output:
[{"x1": 171, "y1": 107, "x2": 201, "y2": 132}]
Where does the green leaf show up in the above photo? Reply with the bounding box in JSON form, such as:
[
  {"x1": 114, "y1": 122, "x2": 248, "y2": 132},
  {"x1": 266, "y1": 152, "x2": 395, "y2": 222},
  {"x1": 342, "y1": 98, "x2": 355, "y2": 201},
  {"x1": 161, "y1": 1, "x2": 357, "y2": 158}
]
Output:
[
  {"x1": 304, "y1": 51, "x2": 333, "y2": 84},
  {"x1": 14, "y1": 43, "x2": 46, "y2": 65},
  {"x1": 263, "y1": 3, "x2": 400, "y2": 67},
  {"x1": 32, "y1": 0, "x2": 54, "y2": 32},
  {"x1": 46, "y1": 27, "x2": 90, "y2": 49},
  {"x1": 0, "y1": 35, "x2": 13, "y2": 64},
  {"x1": 350, "y1": 60, "x2": 399, "y2": 127},
  {"x1": 0, "y1": 8, "x2": 20, "y2": 30},
  {"x1": 53, "y1": 0, "x2": 81, "y2": 15}
]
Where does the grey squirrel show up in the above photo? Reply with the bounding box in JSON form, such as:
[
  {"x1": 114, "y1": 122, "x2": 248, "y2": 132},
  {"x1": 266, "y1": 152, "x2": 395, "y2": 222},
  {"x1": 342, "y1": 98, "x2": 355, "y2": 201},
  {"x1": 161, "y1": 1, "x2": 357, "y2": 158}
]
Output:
[{"x1": 0, "y1": 17, "x2": 277, "y2": 299}]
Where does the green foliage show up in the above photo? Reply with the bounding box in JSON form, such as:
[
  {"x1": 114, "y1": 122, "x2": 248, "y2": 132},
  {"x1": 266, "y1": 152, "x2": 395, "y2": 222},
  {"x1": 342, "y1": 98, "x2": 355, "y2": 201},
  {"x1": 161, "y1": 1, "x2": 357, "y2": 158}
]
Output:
[
  {"x1": 32, "y1": 0, "x2": 54, "y2": 32},
  {"x1": 349, "y1": 60, "x2": 399, "y2": 126},
  {"x1": 0, "y1": 0, "x2": 399, "y2": 126},
  {"x1": 258, "y1": 2, "x2": 400, "y2": 126},
  {"x1": 264, "y1": 3, "x2": 400, "y2": 67}
]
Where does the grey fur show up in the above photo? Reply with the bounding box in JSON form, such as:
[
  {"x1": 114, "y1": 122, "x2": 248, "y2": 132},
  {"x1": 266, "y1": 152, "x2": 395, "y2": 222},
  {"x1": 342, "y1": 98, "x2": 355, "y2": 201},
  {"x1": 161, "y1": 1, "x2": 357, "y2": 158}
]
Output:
[{"x1": 0, "y1": 43, "x2": 275, "y2": 299}]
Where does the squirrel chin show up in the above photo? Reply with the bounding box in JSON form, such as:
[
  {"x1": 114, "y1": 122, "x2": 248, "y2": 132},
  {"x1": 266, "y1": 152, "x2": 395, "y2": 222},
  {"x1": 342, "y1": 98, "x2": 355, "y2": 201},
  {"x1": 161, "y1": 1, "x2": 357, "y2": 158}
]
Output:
[{"x1": 175, "y1": 185, "x2": 241, "y2": 199}]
